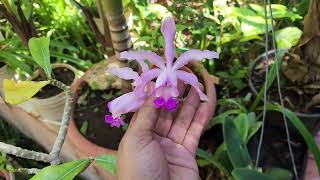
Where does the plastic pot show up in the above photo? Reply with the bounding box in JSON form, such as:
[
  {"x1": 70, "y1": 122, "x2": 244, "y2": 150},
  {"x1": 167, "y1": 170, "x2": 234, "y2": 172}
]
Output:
[
  {"x1": 68, "y1": 61, "x2": 215, "y2": 179},
  {"x1": 20, "y1": 64, "x2": 78, "y2": 129},
  {"x1": 249, "y1": 50, "x2": 320, "y2": 135}
]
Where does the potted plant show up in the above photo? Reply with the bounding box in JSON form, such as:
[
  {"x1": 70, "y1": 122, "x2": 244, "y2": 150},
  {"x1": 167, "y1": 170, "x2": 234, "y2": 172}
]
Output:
[
  {"x1": 29, "y1": 63, "x2": 77, "y2": 128},
  {"x1": 247, "y1": 1, "x2": 320, "y2": 178},
  {"x1": 4, "y1": 38, "x2": 79, "y2": 131}
]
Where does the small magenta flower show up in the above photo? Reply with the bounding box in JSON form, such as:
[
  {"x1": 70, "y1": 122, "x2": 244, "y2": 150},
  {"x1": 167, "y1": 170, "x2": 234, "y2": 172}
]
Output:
[
  {"x1": 105, "y1": 115, "x2": 125, "y2": 127},
  {"x1": 120, "y1": 16, "x2": 219, "y2": 111}
]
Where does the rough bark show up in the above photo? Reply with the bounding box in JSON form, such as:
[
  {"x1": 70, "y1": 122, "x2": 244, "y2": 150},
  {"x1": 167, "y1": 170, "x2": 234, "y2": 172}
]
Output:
[{"x1": 282, "y1": 0, "x2": 320, "y2": 83}]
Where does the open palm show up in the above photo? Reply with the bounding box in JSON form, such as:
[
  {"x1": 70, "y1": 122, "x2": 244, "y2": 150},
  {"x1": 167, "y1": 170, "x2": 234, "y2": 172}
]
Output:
[{"x1": 117, "y1": 81, "x2": 216, "y2": 180}]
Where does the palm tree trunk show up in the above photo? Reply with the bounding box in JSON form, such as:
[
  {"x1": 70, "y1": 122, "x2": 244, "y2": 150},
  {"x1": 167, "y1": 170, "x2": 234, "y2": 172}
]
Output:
[{"x1": 101, "y1": 0, "x2": 132, "y2": 56}]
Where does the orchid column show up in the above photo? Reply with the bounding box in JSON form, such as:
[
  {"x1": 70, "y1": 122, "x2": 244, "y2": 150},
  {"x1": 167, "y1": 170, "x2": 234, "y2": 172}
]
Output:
[{"x1": 101, "y1": 0, "x2": 132, "y2": 55}]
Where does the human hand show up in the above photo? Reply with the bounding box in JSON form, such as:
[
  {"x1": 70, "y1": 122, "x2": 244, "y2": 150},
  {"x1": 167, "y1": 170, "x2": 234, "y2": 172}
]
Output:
[{"x1": 117, "y1": 80, "x2": 216, "y2": 180}]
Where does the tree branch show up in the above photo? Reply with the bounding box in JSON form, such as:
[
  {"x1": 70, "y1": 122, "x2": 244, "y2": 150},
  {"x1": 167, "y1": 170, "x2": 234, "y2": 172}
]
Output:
[
  {"x1": 0, "y1": 142, "x2": 50, "y2": 162},
  {"x1": 48, "y1": 79, "x2": 73, "y2": 165}
]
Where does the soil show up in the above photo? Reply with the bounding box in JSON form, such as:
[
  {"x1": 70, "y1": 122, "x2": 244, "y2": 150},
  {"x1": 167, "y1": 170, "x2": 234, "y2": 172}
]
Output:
[
  {"x1": 248, "y1": 116, "x2": 308, "y2": 179},
  {"x1": 34, "y1": 67, "x2": 75, "y2": 99},
  {"x1": 251, "y1": 56, "x2": 320, "y2": 114},
  {"x1": 74, "y1": 83, "x2": 130, "y2": 150}
]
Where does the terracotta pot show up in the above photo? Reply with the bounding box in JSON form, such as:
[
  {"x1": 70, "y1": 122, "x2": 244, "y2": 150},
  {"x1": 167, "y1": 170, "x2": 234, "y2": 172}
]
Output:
[
  {"x1": 67, "y1": 61, "x2": 215, "y2": 179},
  {"x1": 28, "y1": 64, "x2": 77, "y2": 128},
  {"x1": 0, "y1": 169, "x2": 15, "y2": 180}
]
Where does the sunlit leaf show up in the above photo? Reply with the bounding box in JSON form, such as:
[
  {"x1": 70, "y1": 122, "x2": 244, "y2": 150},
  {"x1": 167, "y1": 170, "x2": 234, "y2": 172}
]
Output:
[
  {"x1": 95, "y1": 155, "x2": 117, "y2": 176},
  {"x1": 249, "y1": 4, "x2": 302, "y2": 21},
  {"x1": 31, "y1": 159, "x2": 91, "y2": 180},
  {"x1": 275, "y1": 27, "x2": 302, "y2": 49},
  {"x1": 3, "y1": 80, "x2": 49, "y2": 105},
  {"x1": 28, "y1": 37, "x2": 52, "y2": 78}
]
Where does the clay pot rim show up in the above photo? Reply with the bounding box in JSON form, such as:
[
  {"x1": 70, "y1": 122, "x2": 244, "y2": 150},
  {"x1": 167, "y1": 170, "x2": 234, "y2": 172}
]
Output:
[
  {"x1": 32, "y1": 63, "x2": 78, "y2": 101},
  {"x1": 68, "y1": 62, "x2": 216, "y2": 156}
]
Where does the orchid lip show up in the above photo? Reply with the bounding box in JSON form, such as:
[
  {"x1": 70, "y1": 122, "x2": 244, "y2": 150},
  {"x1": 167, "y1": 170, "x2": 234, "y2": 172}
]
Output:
[{"x1": 153, "y1": 96, "x2": 179, "y2": 112}]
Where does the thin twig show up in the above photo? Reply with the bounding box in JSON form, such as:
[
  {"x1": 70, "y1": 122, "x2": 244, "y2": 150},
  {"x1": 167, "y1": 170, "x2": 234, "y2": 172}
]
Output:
[
  {"x1": 0, "y1": 142, "x2": 50, "y2": 162},
  {"x1": 267, "y1": 1, "x2": 298, "y2": 179},
  {"x1": 48, "y1": 79, "x2": 73, "y2": 165},
  {"x1": 255, "y1": 0, "x2": 269, "y2": 167}
]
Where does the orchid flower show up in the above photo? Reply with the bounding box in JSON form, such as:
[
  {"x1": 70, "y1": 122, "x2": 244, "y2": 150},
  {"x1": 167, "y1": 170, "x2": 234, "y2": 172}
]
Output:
[
  {"x1": 120, "y1": 16, "x2": 219, "y2": 111},
  {"x1": 105, "y1": 63, "x2": 160, "y2": 127}
]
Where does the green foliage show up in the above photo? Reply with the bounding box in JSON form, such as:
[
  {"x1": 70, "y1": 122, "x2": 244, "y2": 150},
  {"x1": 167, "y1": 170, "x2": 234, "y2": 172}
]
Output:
[
  {"x1": 265, "y1": 168, "x2": 293, "y2": 180},
  {"x1": 28, "y1": 37, "x2": 52, "y2": 78},
  {"x1": 223, "y1": 118, "x2": 252, "y2": 168},
  {"x1": 31, "y1": 159, "x2": 92, "y2": 180},
  {"x1": 95, "y1": 155, "x2": 117, "y2": 176},
  {"x1": 232, "y1": 168, "x2": 274, "y2": 180},
  {"x1": 275, "y1": 27, "x2": 302, "y2": 49}
]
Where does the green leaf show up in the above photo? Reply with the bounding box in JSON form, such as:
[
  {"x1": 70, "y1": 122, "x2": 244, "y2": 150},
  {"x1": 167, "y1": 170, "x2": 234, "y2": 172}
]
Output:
[
  {"x1": 209, "y1": 109, "x2": 243, "y2": 129},
  {"x1": 265, "y1": 168, "x2": 292, "y2": 180},
  {"x1": 0, "y1": 51, "x2": 33, "y2": 74},
  {"x1": 250, "y1": 49, "x2": 286, "y2": 111},
  {"x1": 249, "y1": 4, "x2": 302, "y2": 21},
  {"x1": 233, "y1": 114, "x2": 249, "y2": 141},
  {"x1": 267, "y1": 104, "x2": 320, "y2": 174},
  {"x1": 31, "y1": 159, "x2": 91, "y2": 180},
  {"x1": 247, "y1": 122, "x2": 262, "y2": 141},
  {"x1": 3, "y1": 80, "x2": 49, "y2": 105},
  {"x1": 196, "y1": 148, "x2": 230, "y2": 177},
  {"x1": 95, "y1": 155, "x2": 117, "y2": 176},
  {"x1": 28, "y1": 37, "x2": 52, "y2": 78},
  {"x1": 232, "y1": 168, "x2": 274, "y2": 180},
  {"x1": 80, "y1": 121, "x2": 88, "y2": 135},
  {"x1": 275, "y1": 27, "x2": 302, "y2": 49},
  {"x1": 223, "y1": 118, "x2": 252, "y2": 168}
]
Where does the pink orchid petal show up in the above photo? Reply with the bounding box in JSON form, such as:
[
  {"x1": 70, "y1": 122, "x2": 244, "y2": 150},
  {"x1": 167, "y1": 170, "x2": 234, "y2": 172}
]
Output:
[
  {"x1": 176, "y1": 70, "x2": 208, "y2": 101},
  {"x1": 120, "y1": 51, "x2": 165, "y2": 70},
  {"x1": 107, "y1": 92, "x2": 146, "y2": 118},
  {"x1": 161, "y1": 16, "x2": 176, "y2": 68},
  {"x1": 155, "y1": 86, "x2": 179, "y2": 100},
  {"x1": 167, "y1": 70, "x2": 177, "y2": 88},
  {"x1": 155, "y1": 71, "x2": 167, "y2": 89},
  {"x1": 172, "y1": 50, "x2": 219, "y2": 71},
  {"x1": 108, "y1": 67, "x2": 140, "y2": 82},
  {"x1": 134, "y1": 68, "x2": 161, "y2": 97}
]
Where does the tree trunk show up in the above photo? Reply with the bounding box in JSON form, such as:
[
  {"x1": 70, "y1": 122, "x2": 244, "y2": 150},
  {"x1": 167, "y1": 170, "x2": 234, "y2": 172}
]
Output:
[
  {"x1": 283, "y1": 0, "x2": 320, "y2": 83},
  {"x1": 101, "y1": 0, "x2": 132, "y2": 56}
]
